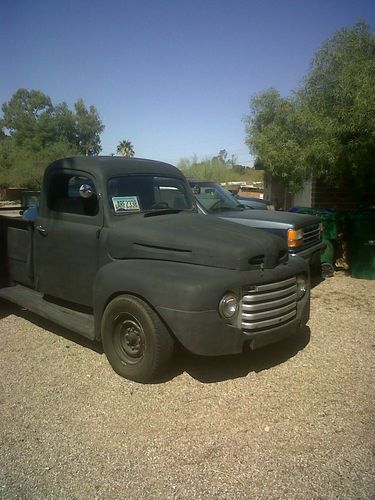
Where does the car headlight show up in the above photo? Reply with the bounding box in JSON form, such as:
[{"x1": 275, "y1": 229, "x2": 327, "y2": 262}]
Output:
[
  {"x1": 219, "y1": 293, "x2": 239, "y2": 319},
  {"x1": 288, "y1": 228, "x2": 304, "y2": 248},
  {"x1": 296, "y1": 274, "x2": 308, "y2": 299}
]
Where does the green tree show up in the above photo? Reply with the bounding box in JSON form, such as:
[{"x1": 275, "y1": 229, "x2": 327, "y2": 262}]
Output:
[
  {"x1": 177, "y1": 156, "x2": 233, "y2": 183},
  {"x1": 1, "y1": 90, "x2": 104, "y2": 155},
  {"x1": 177, "y1": 149, "x2": 256, "y2": 183},
  {"x1": 53, "y1": 102, "x2": 77, "y2": 146},
  {"x1": 1, "y1": 88, "x2": 54, "y2": 150},
  {"x1": 302, "y1": 21, "x2": 375, "y2": 192},
  {"x1": 212, "y1": 149, "x2": 228, "y2": 163},
  {"x1": 74, "y1": 98, "x2": 104, "y2": 155},
  {"x1": 117, "y1": 139, "x2": 135, "y2": 157},
  {"x1": 0, "y1": 136, "x2": 17, "y2": 187},
  {"x1": 9, "y1": 142, "x2": 79, "y2": 190},
  {"x1": 0, "y1": 89, "x2": 105, "y2": 187},
  {"x1": 245, "y1": 89, "x2": 313, "y2": 192},
  {"x1": 245, "y1": 21, "x2": 375, "y2": 199}
]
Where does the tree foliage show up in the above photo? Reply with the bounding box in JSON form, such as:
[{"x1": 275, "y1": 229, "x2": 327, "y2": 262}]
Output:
[
  {"x1": 0, "y1": 89, "x2": 104, "y2": 188},
  {"x1": 177, "y1": 150, "x2": 257, "y2": 184},
  {"x1": 245, "y1": 21, "x2": 375, "y2": 200},
  {"x1": 177, "y1": 156, "x2": 233, "y2": 183},
  {"x1": 245, "y1": 89, "x2": 309, "y2": 192},
  {"x1": 74, "y1": 99, "x2": 104, "y2": 155},
  {"x1": 117, "y1": 139, "x2": 135, "y2": 157},
  {"x1": 1, "y1": 89, "x2": 54, "y2": 149}
]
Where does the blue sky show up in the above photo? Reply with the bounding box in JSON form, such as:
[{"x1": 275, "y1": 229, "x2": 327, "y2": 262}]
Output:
[{"x1": 1, "y1": 0, "x2": 374, "y2": 166}]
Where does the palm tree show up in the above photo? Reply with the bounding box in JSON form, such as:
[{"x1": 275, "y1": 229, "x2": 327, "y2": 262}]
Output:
[{"x1": 117, "y1": 140, "x2": 135, "y2": 157}]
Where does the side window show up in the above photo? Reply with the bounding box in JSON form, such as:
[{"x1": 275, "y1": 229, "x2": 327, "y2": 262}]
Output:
[{"x1": 47, "y1": 174, "x2": 99, "y2": 216}]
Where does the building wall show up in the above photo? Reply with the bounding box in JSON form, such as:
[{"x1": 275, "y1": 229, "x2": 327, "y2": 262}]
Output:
[
  {"x1": 311, "y1": 178, "x2": 358, "y2": 211},
  {"x1": 264, "y1": 179, "x2": 292, "y2": 210},
  {"x1": 266, "y1": 176, "x2": 359, "y2": 211},
  {"x1": 292, "y1": 179, "x2": 312, "y2": 207}
]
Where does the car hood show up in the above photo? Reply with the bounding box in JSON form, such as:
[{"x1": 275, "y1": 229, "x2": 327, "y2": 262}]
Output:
[
  {"x1": 216, "y1": 209, "x2": 320, "y2": 229},
  {"x1": 106, "y1": 211, "x2": 288, "y2": 270}
]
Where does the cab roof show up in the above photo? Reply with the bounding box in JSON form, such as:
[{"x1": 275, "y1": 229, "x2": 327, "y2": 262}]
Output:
[{"x1": 45, "y1": 156, "x2": 184, "y2": 183}]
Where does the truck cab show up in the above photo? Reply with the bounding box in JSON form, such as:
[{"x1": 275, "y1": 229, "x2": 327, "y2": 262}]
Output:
[{"x1": 0, "y1": 157, "x2": 310, "y2": 382}]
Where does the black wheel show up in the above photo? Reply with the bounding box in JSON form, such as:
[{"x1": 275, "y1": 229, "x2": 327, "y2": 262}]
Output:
[{"x1": 101, "y1": 295, "x2": 174, "y2": 382}]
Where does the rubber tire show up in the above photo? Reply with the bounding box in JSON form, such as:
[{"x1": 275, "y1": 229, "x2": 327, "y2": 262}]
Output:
[{"x1": 101, "y1": 295, "x2": 174, "y2": 383}]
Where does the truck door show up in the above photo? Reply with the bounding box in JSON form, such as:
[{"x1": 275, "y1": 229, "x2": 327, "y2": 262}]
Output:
[{"x1": 34, "y1": 170, "x2": 103, "y2": 307}]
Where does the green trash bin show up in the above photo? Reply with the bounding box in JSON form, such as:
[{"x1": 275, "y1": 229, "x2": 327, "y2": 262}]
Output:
[{"x1": 348, "y1": 210, "x2": 375, "y2": 280}]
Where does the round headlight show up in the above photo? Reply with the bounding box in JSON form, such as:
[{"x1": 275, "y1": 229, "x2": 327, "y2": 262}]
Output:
[
  {"x1": 296, "y1": 274, "x2": 308, "y2": 299},
  {"x1": 219, "y1": 293, "x2": 239, "y2": 319}
]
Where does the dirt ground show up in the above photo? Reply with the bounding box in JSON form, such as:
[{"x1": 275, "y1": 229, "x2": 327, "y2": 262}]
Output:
[{"x1": 0, "y1": 273, "x2": 374, "y2": 499}]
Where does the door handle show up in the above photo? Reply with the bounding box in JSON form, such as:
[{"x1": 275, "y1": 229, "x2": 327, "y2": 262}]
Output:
[{"x1": 36, "y1": 225, "x2": 48, "y2": 236}]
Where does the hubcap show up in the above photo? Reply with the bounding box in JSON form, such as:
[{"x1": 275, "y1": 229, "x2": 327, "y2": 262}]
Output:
[{"x1": 113, "y1": 314, "x2": 146, "y2": 364}]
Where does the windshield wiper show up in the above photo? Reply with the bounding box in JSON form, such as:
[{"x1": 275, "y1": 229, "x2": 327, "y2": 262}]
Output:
[{"x1": 144, "y1": 209, "x2": 184, "y2": 217}]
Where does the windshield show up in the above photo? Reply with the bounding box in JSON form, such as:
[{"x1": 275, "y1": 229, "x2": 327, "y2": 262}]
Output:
[
  {"x1": 108, "y1": 175, "x2": 193, "y2": 214},
  {"x1": 190, "y1": 182, "x2": 243, "y2": 213}
]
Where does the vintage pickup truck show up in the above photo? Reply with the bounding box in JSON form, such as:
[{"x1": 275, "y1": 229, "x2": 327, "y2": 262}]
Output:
[
  {"x1": 0, "y1": 157, "x2": 310, "y2": 382},
  {"x1": 189, "y1": 180, "x2": 325, "y2": 286}
]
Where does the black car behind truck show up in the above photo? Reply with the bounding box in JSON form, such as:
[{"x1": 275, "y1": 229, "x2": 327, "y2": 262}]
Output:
[
  {"x1": 190, "y1": 180, "x2": 325, "y2": 286},
  {"x1": 0, "y1": 157, "x2": 310, "y2": 382}
]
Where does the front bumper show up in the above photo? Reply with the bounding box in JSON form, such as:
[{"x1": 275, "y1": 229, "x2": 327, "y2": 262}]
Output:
[
  {"x1": 290, "y1": 241, "x2": 326, "y2": 261},
  {"x1": 156, "y1": 288, "x2": 310, "y2": 356},
  {"x1": 291, "y1": 242, "x2": 326, "y2": 287}
]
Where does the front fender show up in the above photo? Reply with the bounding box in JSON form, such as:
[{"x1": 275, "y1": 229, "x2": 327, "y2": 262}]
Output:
[
  {"x1": 93, "y1": 259, "x2": 234, "y2": 339},
  {"x1": 92, "y1": 258, "x2": 307, "y2": 341}
]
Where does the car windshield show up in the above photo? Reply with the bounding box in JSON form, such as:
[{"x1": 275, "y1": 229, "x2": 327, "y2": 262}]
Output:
[
  {"x1": 190, "y1": 182, "x2": 243, "y2": 213},
  {"x1": 108, "y1": 175, "x2": 193, "y2": 214}
]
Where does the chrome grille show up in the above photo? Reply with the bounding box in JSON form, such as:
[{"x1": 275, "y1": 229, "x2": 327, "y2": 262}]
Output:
[
  {"x1": 302, "y1": 224, "x2": 321, "y2": 248},
  {"x1": 241, "y1": 277, "x2": 297, "y2": 332}
]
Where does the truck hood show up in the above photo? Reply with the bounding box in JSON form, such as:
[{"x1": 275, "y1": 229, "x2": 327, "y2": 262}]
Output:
[
  {"x1": 107, "y1": 211, "x2": 288, "y2": 270},
  {"x1": 216, "y1": 209, "x2": 320, "y2": 230}
]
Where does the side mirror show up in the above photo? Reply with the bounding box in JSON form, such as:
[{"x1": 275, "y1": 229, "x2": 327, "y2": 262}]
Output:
[{"x1": 79, "y1": 184, "x2": 94, "y2": 199}]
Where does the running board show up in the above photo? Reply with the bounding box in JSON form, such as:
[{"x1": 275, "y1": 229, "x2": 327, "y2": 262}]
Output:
[{"x1": 0, "y1": 284, "x2": 95, "y2": 340}]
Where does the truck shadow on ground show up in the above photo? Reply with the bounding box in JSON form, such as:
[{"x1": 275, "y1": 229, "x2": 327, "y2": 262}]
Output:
[
  {"x1": 0, "y1": 299, "x2": 310, "y2": 383},
  {"x1": 161, "y1": 326, "x2": 311, "y2": 383},
  {"x1": 0, "y1": 299, "x2": 103, "y2": 354}
]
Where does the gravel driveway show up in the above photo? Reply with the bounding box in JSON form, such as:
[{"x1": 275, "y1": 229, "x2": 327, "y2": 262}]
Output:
[{"x1": 0, "y1": 273, "x2": 374, "y2": 499}]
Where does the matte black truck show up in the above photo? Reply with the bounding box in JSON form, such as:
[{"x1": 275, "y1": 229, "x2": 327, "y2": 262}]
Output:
[
  {"x1": 0, "y1": 157, "x2": 310, "y2": 382},
  {"x1": 189, "y1": 180, "x2": 325, "y2": 286}
]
